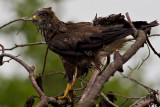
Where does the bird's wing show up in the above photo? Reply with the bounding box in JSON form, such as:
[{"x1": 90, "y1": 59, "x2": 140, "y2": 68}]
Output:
[{"x1": 48, "y1": 21, "x2": 158, "y2": 56}]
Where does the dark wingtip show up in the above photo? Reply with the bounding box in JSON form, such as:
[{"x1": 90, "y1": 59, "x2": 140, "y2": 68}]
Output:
[{"x1": 149, "y1": 20, "x2": 159, "y2": 26}]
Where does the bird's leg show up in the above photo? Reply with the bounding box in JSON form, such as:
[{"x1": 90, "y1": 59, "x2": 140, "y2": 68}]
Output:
[
  {"x1": 58, "y1": 68, "x2": 80, "y2": 102},
  {"x1": 58, "y1": 77, "x2": 79, "y2": 102},
  {"x1": 71, "y1": 77, "x2": 79, "y2": 95},
  {"x1": 58, "y1": 82, "x2": 72, "y2": 102}
]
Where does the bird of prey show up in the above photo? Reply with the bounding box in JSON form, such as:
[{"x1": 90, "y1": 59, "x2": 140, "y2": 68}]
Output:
[{"x1": 32, "y1": 7, "x2": 158, "y2": 102}]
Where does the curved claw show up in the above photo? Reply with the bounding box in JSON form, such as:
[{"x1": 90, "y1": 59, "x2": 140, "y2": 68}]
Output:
[
  {"x1": 58, "y1": 95, "x2": 72, "y2": 103},
  {"x1": 58, "y1": 78, "x2": 79, "y2": 102}
]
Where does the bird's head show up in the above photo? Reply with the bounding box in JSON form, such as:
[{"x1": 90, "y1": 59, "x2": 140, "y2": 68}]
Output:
[{"x1": 32, "y1": 7, "x2": 55, "y2": 28}]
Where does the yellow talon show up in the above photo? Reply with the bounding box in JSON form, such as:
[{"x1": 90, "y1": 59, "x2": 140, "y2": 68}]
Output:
[
  {"x1": 58, "y1": 83, "x2": 73, "y2": 103},
  {"x1": 58, "y1": 78, "x2": 79, "y2": 102}
]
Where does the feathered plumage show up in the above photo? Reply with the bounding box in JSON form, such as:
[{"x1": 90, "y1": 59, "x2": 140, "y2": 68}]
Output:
[{"x1": 32, "y1": 7, "x2": 158, "y2": 101}]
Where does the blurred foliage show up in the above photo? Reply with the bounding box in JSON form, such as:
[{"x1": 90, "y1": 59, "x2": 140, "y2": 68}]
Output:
[
  {"x1": 0, "y1": 76, "x2": 37, "y2": 107},
  {"x1": 0, "y1": 0, "x2": 152, "y2": 107}
]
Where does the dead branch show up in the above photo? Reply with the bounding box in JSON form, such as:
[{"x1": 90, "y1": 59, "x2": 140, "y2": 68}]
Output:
[
  {"x1": 0, "y1": 42, "x2": 46, "y2": 51},
  {"x1": 120, "y1": 73, "x2": 156, "y2": 93},
  {"x1": 146, "y1": 36, "x2": 160, "y2": 58},
  {"x1": 148, "y1": 34, "x2": 160, "y2": 37},
  {"x1": 138, "y1": 43, "x2": 150, "y2": 69},
  {"x1": 0, "y1": 53, "x2": 45, "y2": 97},
  {"x1": 108, "y1": 92, "x2": 145, "y2": 100},
  {"x1": 136, "y1": 99, "x2": 154, "y2": 107},
  {"x1": 126, "y1": 12, "x2": 138, "y2": 34},
  {"x1": 79, "y1": 69, "x2": 99, "y2": 103},
  {"x1": 40, "y1": 71, "x2": 65, "y2": 77},
  {"x1": 3, "y1": 54, "x2": 20, "y2": 64},
  {"x1": 100, "y1": 92, "x2": 119, "y2": 107},
  {"x1": 0, "y1": 17, "x2": 32, "y2": 29},
  {"x1": 42, "y1": 47, "x2": 48, "y2": 75},
  {"x1": 130, "y1": 96, "x2": 146, "y2": 107},
  {"x1": 0, "y1": 44, "x2": 4, "y2": 65},
  {"x1": 0, "y1": 44, "x2": 4, "y2": 53},
  {"x1": 0, "y1": 52, "x2": 68, "y2": 106}
]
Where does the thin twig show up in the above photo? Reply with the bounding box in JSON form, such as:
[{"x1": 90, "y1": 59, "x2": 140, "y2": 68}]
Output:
[
  {"x1": 148, "y1": 34, "x2": 160, "y2": 37},
  {"x1": 17, "y1": 19, "x2": 27, "y2": 35},
  {"x1": 135, "y1": 96, "x2": 154, "y2": 107},
  {"x1": 138, "y1": 43, "x2": 150, "y2": 69},
  {"x1": 42, "y1": 47, "x2": 49, "y2": 75},
  {"x1": 130, "y1": 96, "x2": 146, "y2": 107},
  {"x1": 108, "y1": 92, "x2": 144, "y2": 100},
  {"x1": 127, "y1": 63, "x2": 140, "y2": 77},
  {"x1": 40, "y1": 72, "x2": 65, "y2": 77},
  {"x1": 0, "y1": 17, "x2": 32, "y2": 29},
  {"x1": 119, "y1": 99, "x2": 128, "y2": 107},
  {"x1": 120, "y1": 73, "x2": 156, "y2": 93},
  {"x1": 3, "y1": 54, "x2": 20, "y2": 64},
  {"x1": 100, "y1": 92, "x2": 119, "y2": 107},
  {"x1": 0, "y1": 44, "x2": 4, "y2": 65},
  {"x1": 0, "y1": 44, "x2": 4, "y2": 53},
  {"x1": 0, "y1": 42, "x2": 46, "y2": 51},
  {"x1": 146, "y1": 36, "x2": 160, "y2": 58}
]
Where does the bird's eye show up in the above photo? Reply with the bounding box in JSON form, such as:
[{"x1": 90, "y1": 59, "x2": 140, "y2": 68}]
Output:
[{"x1": 38, "y1": 12, "x2": 48, "y2": 17}]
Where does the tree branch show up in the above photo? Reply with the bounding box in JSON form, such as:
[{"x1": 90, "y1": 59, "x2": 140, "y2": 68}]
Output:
[
  {"x1": 0, "y1": 52, "x2": 68, "y2": 106},
  {"x1": 100, "y1": 92, "x2": 119, "y2": 107},
  {"x1": 0, "y1": 53, "x2": 45, "y2": 97},
  {"x1": 0, "y1": 42, "x2": 46, "y2": 51},
  {"x1": 0, "y1": 17, "x2": 32, "y2": 29},
  {"x1": 126, "y1": 12, "x2": 138, "y2": 34},
  {"x1": 146, "y1": 36, "x2": 160, "y2": 58},
  {"x1": 42, "y1": 47, "x2": 49, "y2": 75}
]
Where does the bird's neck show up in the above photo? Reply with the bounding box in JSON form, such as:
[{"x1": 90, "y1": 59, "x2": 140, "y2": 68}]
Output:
[{"x1": 41, "y1": 15, "x2": 63, "y2": 42}]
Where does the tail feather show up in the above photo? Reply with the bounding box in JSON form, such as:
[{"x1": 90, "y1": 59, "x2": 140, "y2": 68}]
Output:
[{"x1": 80, "y1": 20, "x2": 159, "y2": 50}]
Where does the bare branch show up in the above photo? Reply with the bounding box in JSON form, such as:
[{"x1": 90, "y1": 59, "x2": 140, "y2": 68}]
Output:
[
  {"x1": 138, "y1": 43, "x2": 150, "y2": 69},
  {"x1": 136, "y1": 96, "x2": 154, "y2": 107},
  {"x1": 146, "y1": 36, "x2": 160, "y2": 58},
  {"x1": 100, "y1": 92, "x2": 119, "y2": 107},
  {"x1": 130, "y1": 96, "x2": 146, "y2": 107},
  {"x1": 3, "y1": 54, "x2": 20, "y2": 64},
  {"x1": 0, "y1": 44, "x2": 4, "y2": 53},
  {"x1": 0, "y1": 53, "x2": 45, "y2": 98},
  {"x1": 0, "y1": 42, "x2": 46, "y2": 51},
  {"x1": 42, "y1": 47, "x2": 48, "y2": 75},
  {"x1": 79, "y1": 69, "x2": 99, "y2": 104},
  {"x1": 40, "y1": 71, "x2": 65, "y2": 77},
  {"x1": 120, "y1": 73, "x2": 156, "y2": 93},
  {"x1": 0, "y1": 17, "x2": 32, "y2": 29},
  {"x1": 0, "y1": 53, "x2": 69, "y2": 106},
  {"x1": 108, "y1": 92, "x2": 145, "y2": 100},
  {"x1": 149, "y1": 34, "x2": 160, "y2": 37},
  {"x1": 0, "y1": 44, "x2": 4, "y2": 65},
  {"x1": 126, "y1": 12, "x2": 138, "y2": 34}
]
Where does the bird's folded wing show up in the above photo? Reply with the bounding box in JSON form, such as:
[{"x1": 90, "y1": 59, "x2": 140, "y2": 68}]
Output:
[{"x1": 49, "y1": 21, "x2": 158, "y2": 56}]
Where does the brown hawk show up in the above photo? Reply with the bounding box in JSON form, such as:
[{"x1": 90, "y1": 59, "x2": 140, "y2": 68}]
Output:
[{"x1": 32, "y1": 7, "x2": 158, "y2": 102}]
